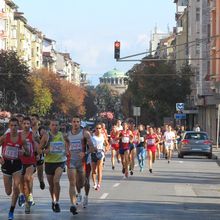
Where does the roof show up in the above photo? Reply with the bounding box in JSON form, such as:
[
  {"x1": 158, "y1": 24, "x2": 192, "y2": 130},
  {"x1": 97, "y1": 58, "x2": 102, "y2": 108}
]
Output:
[{"x1": 102, "y1": 68, "x2": 126, "y2": 78}]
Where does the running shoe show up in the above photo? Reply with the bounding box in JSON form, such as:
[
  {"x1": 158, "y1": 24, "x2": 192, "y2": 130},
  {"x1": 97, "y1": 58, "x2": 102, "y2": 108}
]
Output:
[
  {"x1": 52, "y1": 202, "x2": 55, "y2": 212},
  {"x1": 93, "y1": 183, "x2": 97, "y2": 189},
  {"x1": 76, "y1": 194, "x2": 82, "y2": 205},
  {"x1": 53, "y1": 203, "x2": 61, "y2": 212},
  {"x1": 95, "y1": 184, "x2": 101, "y2": 191},
  {"x1": 40, "y1": 181, "x2": 45, "y2": 190},
  {"x1": 130, "y1": 170, "x2": 133, "y2": 175},
  {"x1": 112, "y1": 166, "x2": 115, "y2": 170},
  {"x1": 27, "y1": 194, "x2": 35, "y2": 206},
  {"x1": 122, "y1": 167, "x2": 125, "y2": 174},
  {"x1": 70, "y1": 205, "x2": 78, "y2": 215},
  {"x1": 8, "y1": 211, "x2": 14, "y2": 220},
  {"x1": 25, "y1": 203, "x2": 30, "y2": 214},
  {"x1": 83, "y1": 196, "x2": 88, "y2": 208},
  {"x1": 149, "y1": 169, "x2": 153, "y2": 173},
  {"x1": 18, "y1": 194, "x2": 25, "y2": 207}
]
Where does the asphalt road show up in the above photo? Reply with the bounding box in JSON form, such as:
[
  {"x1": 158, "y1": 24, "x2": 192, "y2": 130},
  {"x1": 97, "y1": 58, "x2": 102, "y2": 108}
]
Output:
[{"x1": 0, "y1": 153, "x2": 220, "y2": 220}]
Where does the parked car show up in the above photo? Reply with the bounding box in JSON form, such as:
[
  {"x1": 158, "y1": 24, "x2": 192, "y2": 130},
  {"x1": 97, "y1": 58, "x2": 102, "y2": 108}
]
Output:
[{"x1": 177, "y1": 131, "x2": 212, "y2": 159}]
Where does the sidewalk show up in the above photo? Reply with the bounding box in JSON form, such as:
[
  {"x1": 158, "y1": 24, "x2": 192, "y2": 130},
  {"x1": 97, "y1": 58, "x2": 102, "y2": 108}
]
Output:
[{"x1": 212, "y1": 145, "x2": 220, "y2": 161}]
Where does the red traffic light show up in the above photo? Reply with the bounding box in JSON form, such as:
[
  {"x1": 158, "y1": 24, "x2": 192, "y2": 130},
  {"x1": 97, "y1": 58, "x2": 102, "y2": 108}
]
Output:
[
  {"x1": 114, "y1": 41, "x2": 120, "y2": 48},
  {"x1": 114, "y1": 41, "x2": 120, "y2": 59}
]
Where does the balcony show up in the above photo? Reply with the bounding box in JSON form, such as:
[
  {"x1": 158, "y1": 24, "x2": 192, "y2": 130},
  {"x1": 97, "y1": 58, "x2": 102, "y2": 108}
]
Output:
[
  {"x1": 0, "y1": 30, "x2": 7, "y2": 38},
  {"x1": 177, "y1": 26, "x2": 183, "y2": 34},
  {"x1": 0, "y1": 12, "x2": 7, "y2": 19},
  {"x1": 177, "y1": 5, "x2": 187, "y2": 13}
]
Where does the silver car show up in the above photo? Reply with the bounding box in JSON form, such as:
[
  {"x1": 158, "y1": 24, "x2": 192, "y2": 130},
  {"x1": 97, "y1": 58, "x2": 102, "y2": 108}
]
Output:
[{"x1": 177, "y1": 131, "x2": 212, "y2": 159}]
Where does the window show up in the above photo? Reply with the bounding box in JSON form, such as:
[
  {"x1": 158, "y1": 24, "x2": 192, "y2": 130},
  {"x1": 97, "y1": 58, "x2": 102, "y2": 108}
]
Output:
[{"x1": 185, "y1": 133, "x2": 208, "y2": 140}]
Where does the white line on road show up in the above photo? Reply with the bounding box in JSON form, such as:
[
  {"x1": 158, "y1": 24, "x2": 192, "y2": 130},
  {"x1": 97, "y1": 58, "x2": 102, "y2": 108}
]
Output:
[
  {"x1": 100, "y1": 193, "x2": 109, "y2": 199},
  {"x1": 113, "y1": 183, "x2": 120, "y2": 188},
  {"x1": 175, "y1": 184, "x2": 196, "y2": 197}
]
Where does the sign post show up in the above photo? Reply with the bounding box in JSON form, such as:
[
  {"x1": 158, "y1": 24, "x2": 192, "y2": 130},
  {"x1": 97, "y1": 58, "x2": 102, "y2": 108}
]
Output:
[{"x1": 133, "y1": 106, "x2": 141, "y2": 126}]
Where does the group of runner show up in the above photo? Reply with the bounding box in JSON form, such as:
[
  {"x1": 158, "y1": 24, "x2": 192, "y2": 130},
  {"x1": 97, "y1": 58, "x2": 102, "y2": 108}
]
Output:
[
  {"x1": 109, "y1": 120, "x2": 180, "y2": 177},
  {"x1": 0, "y1": 114, "x2": 183, "y2": 220}
]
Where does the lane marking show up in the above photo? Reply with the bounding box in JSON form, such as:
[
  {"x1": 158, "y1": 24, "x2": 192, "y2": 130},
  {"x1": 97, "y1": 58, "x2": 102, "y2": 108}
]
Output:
[
  {"x1": 100, "y1": 193, "x2": 109, "y2": 199},
  {"x1": 175, "y1": 184, "x2": 196, "y2": 197},
  {"x1": 113, "y1": 183, "x2": 120, "y2": 188}
]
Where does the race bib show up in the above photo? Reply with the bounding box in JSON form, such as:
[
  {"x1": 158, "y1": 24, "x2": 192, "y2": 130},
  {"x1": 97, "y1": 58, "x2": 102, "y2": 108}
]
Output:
[
  {"x1": 166, "y1": 139, "x2": 172, "y2": 144},
  {"x1": 140, "y1": 137, "x2": 144, "y2": 142},
  {"x1": 70, "y1": 140, "x2": 81, "y2": 151},
  {"x1": 50, "y1": 141, "x2": 65, "y2": 154},
  {"x1": 4, "y1": 146, "x2": 19, "y2": 159},
  {"x1": 147, "y1": 139, "x2": 155, "y2": 145},
  {"x1": 122, "y1": 137, "x2": 129, "y2": 143},
  {"x1": 26, "y1": 141, "x2": 33, "y2": 154},
  {"x1": 111, "y1": 139, "x2": 118, "y2": 144}
]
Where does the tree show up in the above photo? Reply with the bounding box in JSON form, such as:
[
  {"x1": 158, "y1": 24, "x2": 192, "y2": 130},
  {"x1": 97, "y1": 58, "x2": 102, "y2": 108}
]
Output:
[
  {"x1": 33, "y1": 69, "x2": 86, "y2": 117},
  {"x1": 84, "y1": 86, "x2": 98, "y2": 119},
  {"x1": 29, "y1": 75, "x2": 53, "y2": 116},
  {"x1": 122, "y1": 61, "x2": 192, "y2": 126},
  {"x1": 0, "y1": 50, "x2": 31, "y2": 112}
]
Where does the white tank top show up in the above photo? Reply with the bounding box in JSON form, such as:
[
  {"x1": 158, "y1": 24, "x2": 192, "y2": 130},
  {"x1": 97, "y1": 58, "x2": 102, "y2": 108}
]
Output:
[
  {"x1": 92, "y1": 134, "x2": 105, "y2": 152},
  {"x1": 68, "y1": 130, "x2": 84, "y2": 160}
]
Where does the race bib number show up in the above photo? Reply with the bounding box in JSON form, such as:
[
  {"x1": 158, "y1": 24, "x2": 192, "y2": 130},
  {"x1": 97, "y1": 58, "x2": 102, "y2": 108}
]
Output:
[
  {"x1": 50, "y1": 141, "x2": 65, "y2": 154},
  {"x1": 122, "y1": 137, "x2": 129, "y2": 143},
  {"x1": 26, "y1": 141, "x2": 33, "y2": 154},
  {"x1": 111, "y1": 139, "x2": 118, "y2": 144},
  {"x1": 4, "y1": 146, "x2": 19, "y2": 159},
  {"x1": 166, "y1": 139, "x2": 172, "y2": 144},
  {"x1": 147, "y1": 139, "x2": 155, "y2": 145},
  {"x1": 70, "y1": 140, "x2": 81, "y2": 151},
  {"x1": 140, "y1": 137, "x2": 144, "y2": 142}
]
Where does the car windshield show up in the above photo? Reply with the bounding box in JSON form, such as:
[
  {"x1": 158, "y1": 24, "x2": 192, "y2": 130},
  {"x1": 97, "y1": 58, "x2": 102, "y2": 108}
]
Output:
[{"x1": 185, "y1": 133, "x2": 208, "y2": 140}]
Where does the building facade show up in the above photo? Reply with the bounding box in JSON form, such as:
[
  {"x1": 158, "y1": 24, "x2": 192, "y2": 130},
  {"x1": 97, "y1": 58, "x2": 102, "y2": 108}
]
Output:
[{"x1": 99, "y1": 68, "x2": 128, "y2": 95}]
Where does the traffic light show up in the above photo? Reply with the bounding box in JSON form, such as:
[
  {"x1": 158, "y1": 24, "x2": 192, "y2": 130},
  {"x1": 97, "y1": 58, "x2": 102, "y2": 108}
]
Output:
[{"x1": 114, "y1": 41, "x2": 120, "y2": 60}]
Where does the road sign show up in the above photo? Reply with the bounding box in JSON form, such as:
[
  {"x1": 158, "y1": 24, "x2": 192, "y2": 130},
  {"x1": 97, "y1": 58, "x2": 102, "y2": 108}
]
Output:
[
  {"x1": 176, "y1": 103, "x2": 184, "y2": 111},
  {"x1": 174, "y1": 113, "x2": 186, "y2": 120},
  {"x1": 133, "y1": 106, "x2": 141, "y2": 116}
]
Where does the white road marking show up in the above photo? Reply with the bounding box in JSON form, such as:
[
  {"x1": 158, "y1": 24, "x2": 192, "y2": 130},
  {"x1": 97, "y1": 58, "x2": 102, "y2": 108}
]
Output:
[
  {"x1": 100, "y1": 193, "x2": 109, "y2": 199},
  {"x1": 179, "y1": 161, "x2": 183, "y2": 163},
  {"x1": 175, "y1": 184, "x2": 196, "y2": 197},
  {"x1": 113, "y1": 183, "x2": 120, "y2": 188}
]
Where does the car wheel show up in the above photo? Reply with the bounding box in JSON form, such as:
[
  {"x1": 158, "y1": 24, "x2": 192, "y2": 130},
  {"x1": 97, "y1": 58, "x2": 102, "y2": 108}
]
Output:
[
  {"x1": 178, "y1": 153, "x2": 183, "y2": 158},
  {"x1": 207, "y1": 153, "x2": 212, "y2": 159}
]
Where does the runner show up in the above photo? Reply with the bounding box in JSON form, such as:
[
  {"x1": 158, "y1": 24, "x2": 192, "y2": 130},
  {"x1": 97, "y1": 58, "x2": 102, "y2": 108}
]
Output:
[
  {"x1": 39, "y1": 119, "x2": 68, "y2": 213},
  {"x1": 31, "y1": 114, "x2": 45, "y2": 190},
  {"x1": 91, "y1": 123, "x2": 109, "y2": 190},
  {"x1": 129, "y1": 122, "x2": 139, "y2": 175},
  {"x1": 110, "y1": 124, "x2": 120, "y2": 170},
  {"x1": 66, "y1": 116, "x2": 93, "y2": 215},
  {"x1": 145, "y1": 127, "x2": 159, "y2": 173},
  {"x1": 0, "y1": 117, "x2": 29, "y2": 220},
  {"x1": 136, "y1": 124, "x2": 146, "y2": 172},
  {"x1": 156, "y1": 127, "x2": 163, "y2": 159},
  {"x1": 119, "y1": 122, "x2": 133, "y2": 178},
  {"x1": 20, "y1": 117, "x2": 38, "y2": 214},
  {"x1": 163, "y1": 125, "x2": 176, "y2": 163}
]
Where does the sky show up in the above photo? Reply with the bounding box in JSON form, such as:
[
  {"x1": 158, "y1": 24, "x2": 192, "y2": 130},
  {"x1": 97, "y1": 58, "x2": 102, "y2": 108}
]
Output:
[{"x1": 14, "y1": 0, "x2": 176, "y2": 86}]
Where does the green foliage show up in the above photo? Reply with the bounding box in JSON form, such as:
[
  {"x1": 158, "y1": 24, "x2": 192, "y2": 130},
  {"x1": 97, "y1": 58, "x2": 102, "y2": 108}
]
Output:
[
  {"x1": 123, "y1": 62, "x2": 192, "y2": 126},
  {"x1": 0, "y1": 50, "x2": 31, "y2": 112},
  {"x1": 29, "y1": 77, "x2": 53, "y2": 116},
  {"x1": 95, "y1": 84, "x2": 120, "y2": 113}
]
